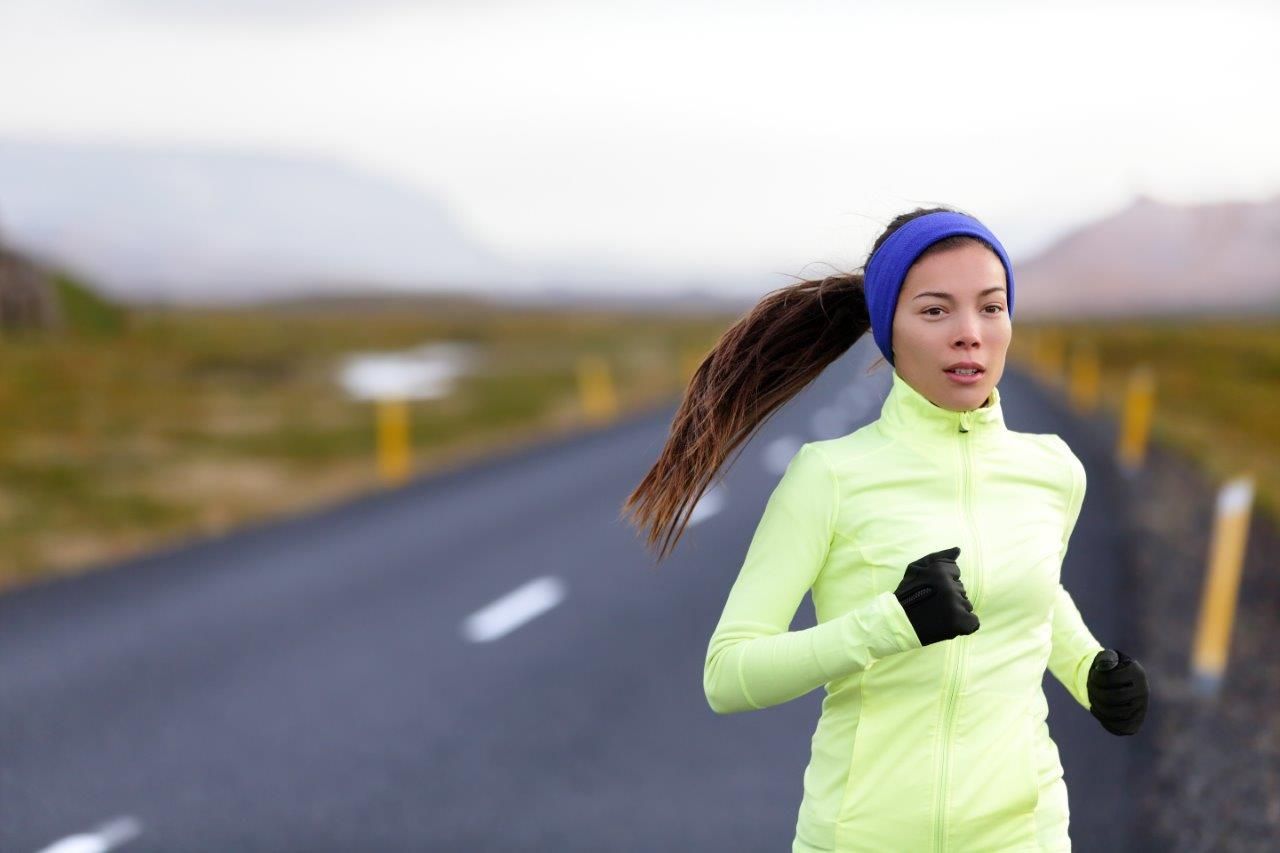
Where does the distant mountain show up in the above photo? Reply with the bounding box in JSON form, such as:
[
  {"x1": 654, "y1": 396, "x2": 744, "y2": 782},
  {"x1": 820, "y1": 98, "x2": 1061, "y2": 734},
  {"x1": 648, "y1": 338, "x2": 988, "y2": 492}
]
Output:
[
  {"x1": 0, "y1": 138, "x2": 519, "y2": 303},
  {"x1": 0, "y1": 240, "x2": 60, "y2": 331},
  {"x1": 247, "y1": 286, "x2": 753, "y2": 317},
  {"x1": 3, "y1": 137, "x2": 1277, "y2": 317},
  {"x1": 1013, "y1": 193, "x2": 1280, "y2": 319}
]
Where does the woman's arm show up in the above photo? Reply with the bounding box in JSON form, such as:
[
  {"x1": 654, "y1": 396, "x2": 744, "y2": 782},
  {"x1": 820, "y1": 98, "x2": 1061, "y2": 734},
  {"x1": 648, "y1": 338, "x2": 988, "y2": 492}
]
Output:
[
  {"x1": 1047, "y1": 440, "x2": 1106, "y2": 709},
  {"x1": 703, "y1": 443, "x2": 920, "y2": 715}
]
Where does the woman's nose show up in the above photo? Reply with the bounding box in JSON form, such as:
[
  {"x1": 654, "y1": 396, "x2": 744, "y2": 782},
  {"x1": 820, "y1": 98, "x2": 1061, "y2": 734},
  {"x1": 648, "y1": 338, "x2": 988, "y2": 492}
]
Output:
[{"x1": 953, "y1": 315, "x2": 982, "y2": 346}]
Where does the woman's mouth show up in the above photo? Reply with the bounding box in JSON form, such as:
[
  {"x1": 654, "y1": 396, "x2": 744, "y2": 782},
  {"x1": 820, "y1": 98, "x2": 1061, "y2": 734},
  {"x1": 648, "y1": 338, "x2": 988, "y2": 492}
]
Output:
[{"x1": 944, "y1": 368, "x2": 984, "y2": 385}]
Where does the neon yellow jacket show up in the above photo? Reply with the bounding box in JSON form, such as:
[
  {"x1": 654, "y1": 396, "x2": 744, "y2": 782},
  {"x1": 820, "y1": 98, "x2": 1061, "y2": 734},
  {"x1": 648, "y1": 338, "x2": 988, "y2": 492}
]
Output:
[{"x1": 704, "y1": 369, "x2": 1105, "y2": 852}]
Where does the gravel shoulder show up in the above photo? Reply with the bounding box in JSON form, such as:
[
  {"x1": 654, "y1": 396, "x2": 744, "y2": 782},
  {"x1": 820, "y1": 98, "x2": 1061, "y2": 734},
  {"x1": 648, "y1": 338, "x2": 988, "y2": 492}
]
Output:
[{"x1": 1119, "y1": 438, "x2": 1280, "y2": 851}]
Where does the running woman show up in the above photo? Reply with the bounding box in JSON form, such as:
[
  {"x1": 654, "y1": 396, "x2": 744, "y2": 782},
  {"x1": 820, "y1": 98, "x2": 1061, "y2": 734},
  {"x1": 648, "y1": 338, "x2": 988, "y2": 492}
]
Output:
[{"x1": 622, "y1": 206, "x2": 1149, "y2": 852}]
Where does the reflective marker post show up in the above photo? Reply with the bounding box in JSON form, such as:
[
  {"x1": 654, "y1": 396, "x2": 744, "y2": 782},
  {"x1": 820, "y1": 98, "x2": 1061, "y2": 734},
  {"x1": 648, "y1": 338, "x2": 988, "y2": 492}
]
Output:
[
  {"x1": 376, "y1": 397, "x2": 411, "y2": 486},
  {"x1": 335, "y1": 343, "x2": 476, "y2": 488},
  {"x1": 1116, "y1": 364, "x2": 1155, "y2": 475},
  {"x1": 1037, "y1": 332, "x2": 1065, "y2": 387},
  {"x1": 1190, "y1": 475, "x2": 1255, "y2": 699},
  {"x1": 576, "y1": 354, "x2": 618, "y2": 426},
  {"x1": 681, "y1": 347, "x2": 706, "y2": 386},
  {"x1": 1067, "y1": 341, "x2": 1100, "y2": 414}
]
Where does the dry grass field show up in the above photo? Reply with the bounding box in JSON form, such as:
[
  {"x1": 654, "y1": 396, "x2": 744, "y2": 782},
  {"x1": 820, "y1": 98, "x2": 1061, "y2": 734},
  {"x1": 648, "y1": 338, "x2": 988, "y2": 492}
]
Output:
[
  {"x1": 0, "y1": 290, "x2": 733, "y2": 591},
  {"x1": 1011, "y1": 316, "x2": 1279, "y2": 525},
  {"x1": 2, "y1": 282, "x2": 1274, "y2": 593}
]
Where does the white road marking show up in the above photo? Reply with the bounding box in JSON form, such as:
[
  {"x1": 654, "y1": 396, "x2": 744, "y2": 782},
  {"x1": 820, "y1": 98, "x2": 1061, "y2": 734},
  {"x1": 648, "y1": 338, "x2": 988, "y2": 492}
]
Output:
[
  {"x1": 810, "y1": 405, "x2": 847, "y2": 439},
  {"x1": 36, "y1": 816, "x2": 142, "y2": 853},
  {"x1": 686, "y1": 485, "x2": 724, "y2": 526},
  {"x1": 841, "y1": 382, "x2": 882, "y2": 422},
  {"x1": 762, "y1": 436, "x2": 804, "y2": 475},
  {"x1": 462, "y1": 576, "x2": 566, "y2": 643}
]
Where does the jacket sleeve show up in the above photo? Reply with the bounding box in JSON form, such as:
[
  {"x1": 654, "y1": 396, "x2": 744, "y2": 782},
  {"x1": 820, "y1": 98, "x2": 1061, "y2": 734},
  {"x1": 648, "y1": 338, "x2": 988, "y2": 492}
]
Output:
[
  {"x1": 703, "y1": 443, "x2": 921, "y2": 715},
  {"x1": 1046, "y1": 440, "x2": 1106, "y2": 710}
]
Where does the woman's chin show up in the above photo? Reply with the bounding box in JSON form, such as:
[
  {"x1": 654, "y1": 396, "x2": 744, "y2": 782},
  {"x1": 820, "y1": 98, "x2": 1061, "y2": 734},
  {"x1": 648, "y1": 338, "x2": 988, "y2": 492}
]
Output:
[{"x1": 935, "y1": 381, "x2": 990, "y2": 411}]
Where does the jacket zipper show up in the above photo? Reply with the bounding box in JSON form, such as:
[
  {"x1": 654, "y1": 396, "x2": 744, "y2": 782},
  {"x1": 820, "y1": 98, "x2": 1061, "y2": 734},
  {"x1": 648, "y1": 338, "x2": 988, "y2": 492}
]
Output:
[
  {"x1": 964, "y1": 417, "x2": 986, "y2": 609},
  {"x1": 934, "y1": 408, "x2": 978, "y2": 852}
]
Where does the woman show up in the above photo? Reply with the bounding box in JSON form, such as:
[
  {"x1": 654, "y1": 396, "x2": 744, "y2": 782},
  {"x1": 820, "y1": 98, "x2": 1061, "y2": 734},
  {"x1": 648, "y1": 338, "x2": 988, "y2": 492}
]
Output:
[{"x1": 622, "y1": 206, "x2": 1149, "y2": 851}]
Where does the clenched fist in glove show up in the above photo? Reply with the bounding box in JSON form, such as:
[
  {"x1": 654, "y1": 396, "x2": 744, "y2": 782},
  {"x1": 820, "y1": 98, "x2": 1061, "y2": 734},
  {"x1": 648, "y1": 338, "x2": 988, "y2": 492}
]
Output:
[
  {"x1": 1087, "y1": 649, "x2": 1149, "y2": 736},
  {"x1": 893, "y1": 546, "x2": 980, "y2": 646}
]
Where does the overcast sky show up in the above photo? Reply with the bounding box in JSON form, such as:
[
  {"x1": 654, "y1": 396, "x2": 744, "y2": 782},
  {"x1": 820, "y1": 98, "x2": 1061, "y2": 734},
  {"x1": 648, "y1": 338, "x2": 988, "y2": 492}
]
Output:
[{"x1": 1, "y1": 0, "x2": 1277, "y2": 286}]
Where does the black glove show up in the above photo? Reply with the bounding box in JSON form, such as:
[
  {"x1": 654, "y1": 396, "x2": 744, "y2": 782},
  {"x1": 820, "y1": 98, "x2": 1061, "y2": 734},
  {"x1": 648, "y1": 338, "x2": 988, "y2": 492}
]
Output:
[
  {"x1": 893, "y1": 546, "x2": 980, "y2": 646},
  {"x1": 1087, "y1": 649, "x2": 1149, "y2": 736}
]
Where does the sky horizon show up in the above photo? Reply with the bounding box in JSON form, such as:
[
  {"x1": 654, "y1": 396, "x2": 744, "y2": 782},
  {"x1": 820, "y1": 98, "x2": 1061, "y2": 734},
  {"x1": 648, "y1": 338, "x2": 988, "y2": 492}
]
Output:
[{"x1": 1, "y1": 0, "x2": 1277, "y2": 292}]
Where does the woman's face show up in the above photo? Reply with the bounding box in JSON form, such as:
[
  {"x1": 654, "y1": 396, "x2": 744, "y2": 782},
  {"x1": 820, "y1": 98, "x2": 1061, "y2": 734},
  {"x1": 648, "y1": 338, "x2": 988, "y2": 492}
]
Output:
[{"x1": 890, "y1": 241, "x2": 1011, "y2": 412}]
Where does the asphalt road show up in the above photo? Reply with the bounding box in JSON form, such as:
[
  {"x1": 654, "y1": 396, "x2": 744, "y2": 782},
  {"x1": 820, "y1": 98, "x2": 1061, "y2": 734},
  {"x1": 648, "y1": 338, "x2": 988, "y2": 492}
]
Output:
[{"x1": 0, "y1": 343, "x2": 1146, "y2": 852}]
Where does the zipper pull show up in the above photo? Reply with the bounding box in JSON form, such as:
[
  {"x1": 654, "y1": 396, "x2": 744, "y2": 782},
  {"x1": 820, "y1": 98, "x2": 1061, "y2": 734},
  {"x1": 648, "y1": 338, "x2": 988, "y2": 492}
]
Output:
[{"x1": 959, "y1": 410, "x2": 970, "y2": 433}]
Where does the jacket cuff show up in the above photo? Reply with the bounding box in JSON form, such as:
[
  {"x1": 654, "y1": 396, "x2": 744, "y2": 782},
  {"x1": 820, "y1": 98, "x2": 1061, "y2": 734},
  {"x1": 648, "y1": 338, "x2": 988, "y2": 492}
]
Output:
[
  {"x1": 808, "y1": 591, "x2": 923, "y2": 680},
  {"x1": 1073, "y1": 645, "x2": 1105, "y2": 709},
  {"x1": 874, "y1": 590, "x2": 923, "y2": 656}
]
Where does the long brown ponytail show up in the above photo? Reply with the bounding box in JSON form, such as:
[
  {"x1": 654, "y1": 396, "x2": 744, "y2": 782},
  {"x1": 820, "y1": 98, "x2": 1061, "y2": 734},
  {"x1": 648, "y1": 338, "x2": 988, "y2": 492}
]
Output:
[{"x1": 620, "y1": 203, "x2": 981, "y2": 563}]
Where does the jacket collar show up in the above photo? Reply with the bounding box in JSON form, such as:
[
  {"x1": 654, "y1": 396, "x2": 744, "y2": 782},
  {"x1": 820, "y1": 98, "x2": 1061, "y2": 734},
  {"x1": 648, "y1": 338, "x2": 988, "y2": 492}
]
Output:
[{"x1": 877, "y1": 368, "x2": 1006, "y2": 438}]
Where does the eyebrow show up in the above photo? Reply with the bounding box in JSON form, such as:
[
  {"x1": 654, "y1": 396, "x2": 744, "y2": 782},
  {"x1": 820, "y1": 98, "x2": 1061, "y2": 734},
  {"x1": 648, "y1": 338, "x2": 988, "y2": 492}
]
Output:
[{"x1": 912, "y1": 287, "x2": 1007, "y2": 301}]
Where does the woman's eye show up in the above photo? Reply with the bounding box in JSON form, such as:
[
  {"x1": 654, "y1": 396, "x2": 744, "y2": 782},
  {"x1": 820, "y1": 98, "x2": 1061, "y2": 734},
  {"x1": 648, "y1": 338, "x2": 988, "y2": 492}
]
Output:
[{"x1": 923, "y1": 305, "x2": 1003, "y2": 317}]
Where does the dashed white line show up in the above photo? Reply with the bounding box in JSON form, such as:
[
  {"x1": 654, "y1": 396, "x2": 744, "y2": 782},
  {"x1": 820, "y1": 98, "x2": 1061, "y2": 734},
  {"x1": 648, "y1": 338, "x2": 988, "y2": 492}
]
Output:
[
  {"x1": 810, "y1": 405, "x2": 848, "y2": 439},
  {"x1": 763, "y1": 436, "x2": 804, "y2": 475},
  {"x1": 462, "y1": 576, "x2": 566, "y2": 643},
  {"x1": 686, "y1": 484, "x2": 724, "y2": 526},
  {"x1": 36, "y1": 816, "x2": 142, "y2": 853},
  {"x1": 841, "y1": 381, "x2": 882, "y2": 422}
]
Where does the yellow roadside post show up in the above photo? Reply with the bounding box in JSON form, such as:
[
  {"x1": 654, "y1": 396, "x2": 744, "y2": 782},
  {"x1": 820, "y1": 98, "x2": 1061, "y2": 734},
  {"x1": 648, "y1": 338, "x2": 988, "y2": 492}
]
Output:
[
  {"x1": 341, "y1": 344, "x2": 471, "y2": 486},
  {"x1": 376, "y1": 396, "x2": 411, "y2": 485},
  {"x1": 1016, "y1": 328, "x2": 1037, "y2": 374},
  {"x1": 1190, "y1": 475, "x2": 1255, "y2": 698},
  {"x1": 1067, "y1": 341, "x2": 1100, "y2": 413},
  {"x1": 577, "y1": 354, "x2": 618, "y2": 425},
  {"x1": 1116, "y1": 364, "x2": 1155, "y2": 474},
  {"x1": 680, "y1": 346, "x2": 707, "y2": 385},
  {"x1": 1038, "y1": 332, "x2": 1065, "y2": 387}
]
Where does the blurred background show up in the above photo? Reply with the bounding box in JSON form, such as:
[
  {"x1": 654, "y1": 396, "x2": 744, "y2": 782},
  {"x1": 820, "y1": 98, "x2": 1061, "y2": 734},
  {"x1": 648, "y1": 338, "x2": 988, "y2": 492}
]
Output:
[{"x1": 0, "y1": 1, "x2": 1276, "y2": 851}]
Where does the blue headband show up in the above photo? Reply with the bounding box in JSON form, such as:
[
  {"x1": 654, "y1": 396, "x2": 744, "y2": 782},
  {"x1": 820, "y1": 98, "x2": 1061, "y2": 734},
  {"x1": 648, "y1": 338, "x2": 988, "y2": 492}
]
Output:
[{"x1": 863, "y1": 211, "x2": 1015, "y2": 366}]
